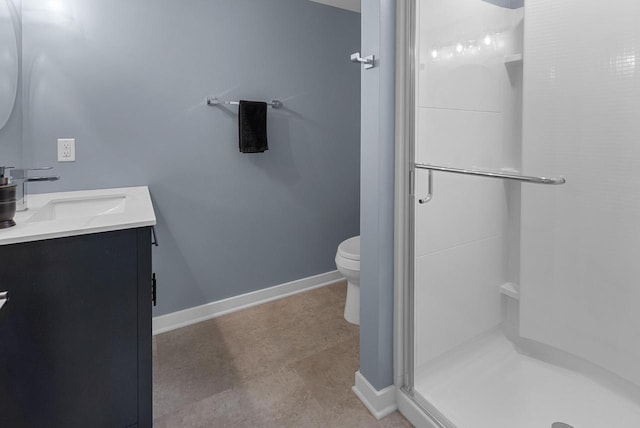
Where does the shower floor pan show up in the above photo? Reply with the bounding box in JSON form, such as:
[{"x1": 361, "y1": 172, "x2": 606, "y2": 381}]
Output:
[{"x1": 414, "y1": 332, "x2": 640, "y2": 428}]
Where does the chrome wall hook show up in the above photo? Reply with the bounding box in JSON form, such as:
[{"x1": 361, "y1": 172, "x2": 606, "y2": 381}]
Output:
[{"x1": 350, "y1": 52, "x2": 375, "y2": 69}]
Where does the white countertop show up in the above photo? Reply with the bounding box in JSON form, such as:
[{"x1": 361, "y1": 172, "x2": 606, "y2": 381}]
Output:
[{"x1": 0, "y1": 186, "x2": 157, "y2": 246}]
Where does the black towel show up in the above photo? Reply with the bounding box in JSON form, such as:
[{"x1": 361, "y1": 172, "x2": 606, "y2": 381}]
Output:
[{"x1": 238, "y1": 100, "x2": 268, "y2": 153}]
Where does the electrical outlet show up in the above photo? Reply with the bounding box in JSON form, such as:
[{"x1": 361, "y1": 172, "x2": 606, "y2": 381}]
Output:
[{"x1": 57, "y1": 138, "x2": 76, "y2": 162}]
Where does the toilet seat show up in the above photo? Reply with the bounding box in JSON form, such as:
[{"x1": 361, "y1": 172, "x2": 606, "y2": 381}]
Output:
[
  {"x1": 336, "y1": 236, "x2": 360, "y2": 272},
  {"x1": 337, "y1": 236, "x2": 360, "y2": 261}
]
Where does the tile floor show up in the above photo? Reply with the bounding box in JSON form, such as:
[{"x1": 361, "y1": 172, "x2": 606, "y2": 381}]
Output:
[{"x1": 153, "y1": 281, "x2": 412, "y2": 427}]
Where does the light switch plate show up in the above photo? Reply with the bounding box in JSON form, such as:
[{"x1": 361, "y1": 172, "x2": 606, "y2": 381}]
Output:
[{"x1": 58, "y1": 138, "x2": 76, "y2": 162}]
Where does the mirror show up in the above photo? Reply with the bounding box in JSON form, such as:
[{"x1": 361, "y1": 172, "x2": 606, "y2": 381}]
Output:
[
  {"x1": 0, "y1": 0, "x2": 19, "y2": 131},
  {"x1": 0, "y1": 0, "x2": 20, "y2": 168}
]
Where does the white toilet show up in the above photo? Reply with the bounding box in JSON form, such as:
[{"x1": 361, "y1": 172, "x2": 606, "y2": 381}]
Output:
[{"x1": 335, "y1": 236, "x2": 361, "y2": 325}]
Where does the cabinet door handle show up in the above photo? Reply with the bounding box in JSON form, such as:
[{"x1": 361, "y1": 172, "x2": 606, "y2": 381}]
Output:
[
  {"x1": 0, "y1": 291, "x2": 8, "y2": 310},
  {"x1": 152, "y1": 274, "x2": 157, "y2": 307}
]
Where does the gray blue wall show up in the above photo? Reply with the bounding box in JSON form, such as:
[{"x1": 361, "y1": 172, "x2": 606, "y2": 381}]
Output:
[
  {"x1": 21, "y1": 0, "x2": 361, "y2": 316},
  {"x1": 359, "y1": 0, "x2": 395, "y2": 391}
]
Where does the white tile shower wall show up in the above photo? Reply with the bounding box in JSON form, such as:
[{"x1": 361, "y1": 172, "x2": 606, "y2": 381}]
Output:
[
  {"x1": 414, "y1": 171, "x2": 507, "y2": 258},
  {"x1": 415, "y1": 236, "x2": 506, "y2": 366},
  {"x1": 520, "y1": 0, "x2": 640, "y2": 387},
  {"x1": 416, "y1": 108, "x2": 506, "y2": 170},
  {"x1": 414, "y1": 0, "x2": 523, "y2": 368},
  {"x1": 418, "y1": 0, "x2": 523, "y2": 113}
]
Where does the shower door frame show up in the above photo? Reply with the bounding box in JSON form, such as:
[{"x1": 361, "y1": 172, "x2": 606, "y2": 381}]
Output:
[
  {"x1": 393, "y1": 1, "x2": 465, "y2": 426},
  {"x1": 393, "y1": 1, "x2": 451, "y2": 427}
]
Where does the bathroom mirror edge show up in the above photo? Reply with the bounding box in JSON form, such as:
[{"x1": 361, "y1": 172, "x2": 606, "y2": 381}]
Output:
[{"x1": 0, "y1": 0, "x2": 21, "y2": 167}]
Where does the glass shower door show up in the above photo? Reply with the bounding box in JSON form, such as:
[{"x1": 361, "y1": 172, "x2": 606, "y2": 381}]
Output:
[{"x1": 407, "y1": 0, "x2": 640, "y2": 427}]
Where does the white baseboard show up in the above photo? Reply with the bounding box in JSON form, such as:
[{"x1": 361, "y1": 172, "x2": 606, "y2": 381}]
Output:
[
  {"x1": 153, "y1": 270, "x2": 344, "y2": 335},
  {"x1": 352, "y1": 371, "x2": 398, "y2": 420}
]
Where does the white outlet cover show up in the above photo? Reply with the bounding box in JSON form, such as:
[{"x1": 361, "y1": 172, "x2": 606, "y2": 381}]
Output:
[{"x1": 57, "y1": 138, "x2": 76, "y2": 162}]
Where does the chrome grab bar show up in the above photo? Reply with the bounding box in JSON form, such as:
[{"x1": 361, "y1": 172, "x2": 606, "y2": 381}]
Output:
[
  {"x1": 415, "y1": 163, "x2": 566, "y2": 204},
  {"x1": 415, "y1": 163, "x2": 566, "y2": 184}
]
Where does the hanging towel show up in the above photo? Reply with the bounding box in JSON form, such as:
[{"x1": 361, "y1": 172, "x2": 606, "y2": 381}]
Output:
[{"x1": 238, "y1": 100, "x2": 268, "y2": 153}]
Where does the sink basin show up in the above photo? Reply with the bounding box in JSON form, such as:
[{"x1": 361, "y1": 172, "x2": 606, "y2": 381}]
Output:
[
  {"x1": 27, "y1": 194, "x2": 127, "y2": 223},
  {"x1": 0, "y1": 186, "x2": 155, "y2": 247}
]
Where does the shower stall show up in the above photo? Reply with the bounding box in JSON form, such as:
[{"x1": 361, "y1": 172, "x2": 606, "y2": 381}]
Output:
[{"x1": 397, "y1": 0, "x2": 640, "y2": 427}]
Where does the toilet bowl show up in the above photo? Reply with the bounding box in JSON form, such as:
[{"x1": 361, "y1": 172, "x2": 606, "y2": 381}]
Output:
[{"x1": 335, "y1": 236, "x2": 360, "y2": 325}]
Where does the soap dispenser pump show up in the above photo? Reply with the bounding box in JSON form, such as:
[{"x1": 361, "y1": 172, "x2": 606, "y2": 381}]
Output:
[
  {"x1": 0, "y1": 167, "x2": 17, "y2": 229},
  {"x1": 0, "y1": 166, "x2": 11, "y2": 185}
]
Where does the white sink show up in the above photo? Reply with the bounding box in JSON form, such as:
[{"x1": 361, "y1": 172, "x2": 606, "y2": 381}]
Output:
[
  {"x1": 0, "y1": 186, "x2": 156, "y2": 246},
  {"x1": 27, "y1": 194, "x2": 127, "y2": 223}
]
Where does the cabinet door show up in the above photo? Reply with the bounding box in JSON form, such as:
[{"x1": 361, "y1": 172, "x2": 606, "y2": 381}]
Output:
[{"x1": 0, "y1": 230, "x2": 139, "y2": 428}]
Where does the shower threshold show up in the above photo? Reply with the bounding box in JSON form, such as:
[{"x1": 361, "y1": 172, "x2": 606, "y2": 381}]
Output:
[{"x1": 413, "y1": 332, "x2": 640, "y2": 428}]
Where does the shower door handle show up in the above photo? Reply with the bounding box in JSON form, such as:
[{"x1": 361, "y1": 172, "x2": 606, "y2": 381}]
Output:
[
  {"x1": 350, "y1": 52, "x2": 375, "y2": 69},
  {"x1": 418, "y1": 170, "x2": 433, "y2": 204}
]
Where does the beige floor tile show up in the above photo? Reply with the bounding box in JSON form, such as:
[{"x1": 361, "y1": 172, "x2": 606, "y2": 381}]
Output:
[
  {"x1": 156, "y1": 367, "x2": 326, "y2": 428},
  {"x1": 153, "y1": 282, "x2": 413, "y2": 427},
  {"x1": 154, "y1": 321, "x2": 240, "y2": 418},
  {"x1": 290, "y1": 336, "x2": 360, "y2": 411}
]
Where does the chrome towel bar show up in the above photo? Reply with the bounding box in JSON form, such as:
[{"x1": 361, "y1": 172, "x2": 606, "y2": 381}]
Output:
[
  {"x1": 415, "y1": 163, "x2": 566, "y2": 204},
  {"x1": 206, "y1": 97, "x2": 283, "y2": 109}
]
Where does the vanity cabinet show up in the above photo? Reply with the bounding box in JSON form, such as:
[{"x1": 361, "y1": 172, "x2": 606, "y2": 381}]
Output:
[{"x1": 0, "y1": 227, "x2": 153, "y2": 428}]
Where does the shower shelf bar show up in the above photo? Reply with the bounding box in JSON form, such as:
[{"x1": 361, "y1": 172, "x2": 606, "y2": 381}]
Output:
[
  {"x1": 414, "y1": 163, "x2": 566, "y2": 204},
  {"x1": 206, "y1": 97, "x2": 283, "y2": 109}
]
